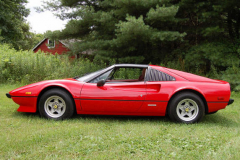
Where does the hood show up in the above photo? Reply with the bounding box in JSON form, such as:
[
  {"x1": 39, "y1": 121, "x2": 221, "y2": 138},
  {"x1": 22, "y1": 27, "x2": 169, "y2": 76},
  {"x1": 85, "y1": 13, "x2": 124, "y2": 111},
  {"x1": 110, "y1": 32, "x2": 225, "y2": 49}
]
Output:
[{"x1": 9, "y1": 78, "x2": 81, "y2": 97}]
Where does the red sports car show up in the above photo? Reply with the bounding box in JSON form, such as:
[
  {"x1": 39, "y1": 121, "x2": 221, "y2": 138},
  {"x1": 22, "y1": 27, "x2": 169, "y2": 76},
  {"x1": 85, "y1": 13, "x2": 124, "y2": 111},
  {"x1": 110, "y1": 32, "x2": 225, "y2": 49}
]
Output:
[{"x1": 6, "y1": 64, "x2": 234, "y2": 123}]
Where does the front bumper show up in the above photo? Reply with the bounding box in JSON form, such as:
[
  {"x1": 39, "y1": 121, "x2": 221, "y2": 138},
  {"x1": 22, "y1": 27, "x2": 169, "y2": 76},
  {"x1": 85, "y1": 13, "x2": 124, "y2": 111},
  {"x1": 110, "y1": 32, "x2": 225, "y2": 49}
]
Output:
[
  {"x1": 6, "y1": 93, "x2": 11, "y2": 98},
  {"x1": 228, "y1": 99, "x2": 234, "y2": 105}
]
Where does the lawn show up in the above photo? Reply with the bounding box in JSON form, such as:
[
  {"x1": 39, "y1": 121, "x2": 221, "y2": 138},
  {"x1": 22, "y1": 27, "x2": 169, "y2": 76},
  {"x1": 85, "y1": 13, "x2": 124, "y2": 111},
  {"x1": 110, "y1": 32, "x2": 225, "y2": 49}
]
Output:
[{"x1": 0, "y1": 84, "x2": 239, "y2": 159}]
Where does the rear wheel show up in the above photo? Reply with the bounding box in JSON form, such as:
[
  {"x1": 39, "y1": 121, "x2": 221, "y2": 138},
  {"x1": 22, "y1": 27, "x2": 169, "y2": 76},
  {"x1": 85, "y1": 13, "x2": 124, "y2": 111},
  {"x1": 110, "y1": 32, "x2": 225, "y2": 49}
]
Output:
[
  {"x1": 168, "y1": 92, "x2": 205, "y2": 124},
  {"x1": 39, "y1": 88, "x2": 75, "y2": 120}
]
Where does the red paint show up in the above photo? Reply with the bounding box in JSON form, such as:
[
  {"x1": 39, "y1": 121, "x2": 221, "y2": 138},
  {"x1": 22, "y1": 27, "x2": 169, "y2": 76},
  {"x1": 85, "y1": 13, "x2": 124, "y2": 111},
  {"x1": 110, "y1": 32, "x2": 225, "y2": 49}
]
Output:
[
  {"x1": 80, "y1": 82, "x2": 146, "y2": 112},
  {"x1": 8, "y1": 65, "x2": 232, "y2": 118},
  {"x1": 33, "y1": 38, "x2": 70, "y2": 56},
  {"x1": 207, "y1": 103, "x2": 228, "y2": 113},
  {"x1": 13, "y1": 97, "x2": 38, "y2": 113}
]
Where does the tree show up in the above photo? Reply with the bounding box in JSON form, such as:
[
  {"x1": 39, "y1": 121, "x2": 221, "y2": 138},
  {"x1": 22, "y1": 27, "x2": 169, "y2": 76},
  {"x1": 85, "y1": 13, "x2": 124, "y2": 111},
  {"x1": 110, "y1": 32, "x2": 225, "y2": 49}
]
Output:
[
  {"x1": 0, "y1": 0, "x2": 30, "y2": 50},
  {"x1": 18, "y1": 23, "x2": 44, "y2": 51},
  {"x1": 44, "y1": 0, "x2": 186, "y2": 64},
  {"x1": 174, "y1": 0, "x2": 240, "y2": 73},
  {"x1": 44, "y1": 0, "x2": 240, "y2": 74}
]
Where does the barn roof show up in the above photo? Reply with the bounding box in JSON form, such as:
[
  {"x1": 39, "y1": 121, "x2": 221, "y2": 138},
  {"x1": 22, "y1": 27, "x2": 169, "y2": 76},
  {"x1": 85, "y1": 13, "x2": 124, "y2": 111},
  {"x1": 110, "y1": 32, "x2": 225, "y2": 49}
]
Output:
[
  {"x1": 32, "y1": 38, "x2": 92, "y2": 55},
  {"x1": 32, "y1": 38, "x2": 79, "y2": 51},
  {"x1": 32, "y1": 38, "x2": 47, "y2": 51}
]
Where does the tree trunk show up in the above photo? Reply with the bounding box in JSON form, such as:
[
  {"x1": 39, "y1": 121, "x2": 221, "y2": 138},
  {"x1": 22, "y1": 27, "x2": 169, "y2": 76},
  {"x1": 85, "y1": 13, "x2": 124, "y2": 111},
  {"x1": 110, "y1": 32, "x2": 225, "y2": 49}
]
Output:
[{"x1": 227, "y1": 11, "x2": 234, "y2": 39}]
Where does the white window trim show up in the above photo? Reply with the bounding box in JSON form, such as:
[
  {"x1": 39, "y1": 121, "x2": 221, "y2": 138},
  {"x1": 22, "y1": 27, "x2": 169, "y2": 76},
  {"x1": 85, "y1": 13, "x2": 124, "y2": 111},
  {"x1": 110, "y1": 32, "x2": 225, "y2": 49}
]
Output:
[{"x1": 48, "y1": 39, "x2": 55, "y2": 48}]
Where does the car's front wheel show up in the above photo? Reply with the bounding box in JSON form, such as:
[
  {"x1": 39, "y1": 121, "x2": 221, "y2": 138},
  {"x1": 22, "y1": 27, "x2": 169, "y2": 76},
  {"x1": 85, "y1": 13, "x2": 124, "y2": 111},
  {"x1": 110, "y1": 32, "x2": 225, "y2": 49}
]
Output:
[
  {"x1": 168, "y1": 92, "x2": 205, "y2": 124},
  {"x1": 38, "y1": 88, "x2": 75, "y2": 120}
]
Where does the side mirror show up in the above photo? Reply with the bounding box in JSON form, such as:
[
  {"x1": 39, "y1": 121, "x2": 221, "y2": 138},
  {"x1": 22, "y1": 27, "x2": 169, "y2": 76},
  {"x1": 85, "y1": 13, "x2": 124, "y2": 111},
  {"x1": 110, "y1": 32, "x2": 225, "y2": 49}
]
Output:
[{"x1": 97, "y1": 79, "x2": 105, "y2": 87}]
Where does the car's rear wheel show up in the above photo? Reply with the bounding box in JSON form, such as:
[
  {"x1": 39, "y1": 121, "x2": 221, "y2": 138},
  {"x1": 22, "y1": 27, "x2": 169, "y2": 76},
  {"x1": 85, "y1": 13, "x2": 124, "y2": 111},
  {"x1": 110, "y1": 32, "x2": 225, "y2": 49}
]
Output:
[
  {"x1": 39, "y1": 88, "x2": 74, "y2": 120},
  {"x1": 168, "y1": 92, "x2": 205, "y2": 124}
]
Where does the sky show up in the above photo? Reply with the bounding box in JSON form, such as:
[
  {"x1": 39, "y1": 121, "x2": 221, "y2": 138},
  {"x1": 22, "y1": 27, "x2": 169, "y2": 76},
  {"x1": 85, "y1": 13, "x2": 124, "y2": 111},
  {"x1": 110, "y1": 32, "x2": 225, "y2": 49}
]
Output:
[{"x1": 26, "y1": 0, "x2": 68, "y2": 34}]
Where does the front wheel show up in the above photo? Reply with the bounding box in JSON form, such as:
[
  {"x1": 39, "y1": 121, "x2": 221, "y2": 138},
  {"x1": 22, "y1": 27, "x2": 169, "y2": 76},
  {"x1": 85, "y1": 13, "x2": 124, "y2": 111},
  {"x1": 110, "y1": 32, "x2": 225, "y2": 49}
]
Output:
[
  {"x1": 168, "y1": 92, "x2": 205, "y2": 124},
  {"x1": 38, "y1": 88, "x2": 75, "y2": 120}
]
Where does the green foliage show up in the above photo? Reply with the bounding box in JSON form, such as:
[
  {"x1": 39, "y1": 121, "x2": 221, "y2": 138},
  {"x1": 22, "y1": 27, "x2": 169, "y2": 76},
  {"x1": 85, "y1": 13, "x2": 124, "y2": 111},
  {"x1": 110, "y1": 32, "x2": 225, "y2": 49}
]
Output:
[
  {"x1": 111, "y1": 68, "x2": 142, "y2": 80},
  {"x1": 0, "y1": 0, "x2": 31, "y2": 50},
  {"x1": 20, "y1": 28, "x2": 45, "y2": 51},
  {"x1": 146, "y1": 5, "x2": 179, "y2": 24},
  {"x1": 43, "y1": 0, "x2": 240, "y2": 66},
  {"x1": 43, "y1": 0, "x2": 185, "y2": 64},
  {"x1": 0, "y1": 44, "x2": 106, "y2": 84},
  {"x1": 218, "y1": 65, "x2": 240, "y2": 92},
  {"x1": 41, "y1": 0, "x2": 240, "y2": 91},
  {"x1": 183, "y1": 42, "x2": 239, "y2": 74}
]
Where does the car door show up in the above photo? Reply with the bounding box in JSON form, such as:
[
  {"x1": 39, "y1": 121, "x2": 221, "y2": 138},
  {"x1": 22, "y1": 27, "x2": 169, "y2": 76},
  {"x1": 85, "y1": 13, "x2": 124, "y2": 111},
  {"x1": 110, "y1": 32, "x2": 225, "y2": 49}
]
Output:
[
  {"x1": 138, "y1": 68, "x2": 176, "y2": 114},
  {"x1": 80, "y1": 67, "x2": 147, "y2": 113}
]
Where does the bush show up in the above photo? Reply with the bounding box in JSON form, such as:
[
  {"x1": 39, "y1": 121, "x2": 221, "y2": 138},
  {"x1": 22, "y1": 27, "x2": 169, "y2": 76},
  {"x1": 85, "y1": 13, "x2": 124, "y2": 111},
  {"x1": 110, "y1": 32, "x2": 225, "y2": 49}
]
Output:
[
  {"x1": 1, "y1": 43, "x2": 239, "y2": 91},
  {"x1": 0, "y1": 44, "x2": 106, "y2": 84},
  {"x1": 218, "y1": 65, "x2": 240, "y2": 92}
]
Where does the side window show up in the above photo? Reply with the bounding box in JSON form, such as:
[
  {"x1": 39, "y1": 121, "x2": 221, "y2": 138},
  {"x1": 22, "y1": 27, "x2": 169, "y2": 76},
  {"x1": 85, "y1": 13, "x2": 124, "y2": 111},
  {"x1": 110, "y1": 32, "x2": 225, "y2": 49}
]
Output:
[
  {"x1": 109, "y1": 68, "x2": 144, "y2": 80},
  {"x1": 89, "y1": 70, "x2": 112, "y2": 83},
  {"x1": 89, "y1": 67, "x2": 147, "y2": 83},
  {"x1": 148, "y1": 69, "x2": 175, "y2": 81}
]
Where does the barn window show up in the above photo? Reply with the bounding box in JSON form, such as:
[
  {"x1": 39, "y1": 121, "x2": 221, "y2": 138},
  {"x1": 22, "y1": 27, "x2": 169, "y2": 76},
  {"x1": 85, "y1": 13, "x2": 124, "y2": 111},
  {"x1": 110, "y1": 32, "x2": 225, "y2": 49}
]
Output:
[{"x1": 48, "y1": 39, "x2": 55, "y2": 48}]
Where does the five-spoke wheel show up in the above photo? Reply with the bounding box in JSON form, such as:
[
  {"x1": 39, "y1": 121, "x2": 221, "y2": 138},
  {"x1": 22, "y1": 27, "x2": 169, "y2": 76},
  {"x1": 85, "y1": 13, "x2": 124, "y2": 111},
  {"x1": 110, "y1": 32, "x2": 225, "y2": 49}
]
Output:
[
  {"x1": 39, "y1": 88, "x2": 74, "y2": 120},
  {"x1": 44, "y1": 96, "x2": 66, "y2": 118},
  {"x1": 168, "y1": 92, "x2": 205, "y2": 124}
]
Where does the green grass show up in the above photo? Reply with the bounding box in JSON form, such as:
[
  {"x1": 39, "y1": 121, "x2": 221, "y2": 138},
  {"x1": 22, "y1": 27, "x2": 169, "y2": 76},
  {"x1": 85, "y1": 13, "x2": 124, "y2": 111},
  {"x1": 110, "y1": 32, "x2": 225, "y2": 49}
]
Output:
[{"x1": 0, "y1": 84, "x2": 239, "y2": 159}]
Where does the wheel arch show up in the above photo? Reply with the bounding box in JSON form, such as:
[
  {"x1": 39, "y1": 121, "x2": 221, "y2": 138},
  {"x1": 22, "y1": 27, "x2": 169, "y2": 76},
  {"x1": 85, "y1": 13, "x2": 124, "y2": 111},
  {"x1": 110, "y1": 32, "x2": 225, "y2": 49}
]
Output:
[
  {"x1": 166, "y1": 89, "x2": 209, "y2": 115},
  {"x1": 37, "y1": 85, "x2": 76, "y2": 113}
]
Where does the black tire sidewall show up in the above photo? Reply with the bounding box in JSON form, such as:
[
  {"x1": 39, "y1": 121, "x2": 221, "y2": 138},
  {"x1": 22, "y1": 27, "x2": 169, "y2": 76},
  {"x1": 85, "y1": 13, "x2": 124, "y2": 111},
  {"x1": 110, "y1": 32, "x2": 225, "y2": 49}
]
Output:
[
  {"x1": 38, "y1": 89, "x2": 74, "y2": 120},
  {"x1": 168, "y1": 92, "x2": 205, "y2": 124}
]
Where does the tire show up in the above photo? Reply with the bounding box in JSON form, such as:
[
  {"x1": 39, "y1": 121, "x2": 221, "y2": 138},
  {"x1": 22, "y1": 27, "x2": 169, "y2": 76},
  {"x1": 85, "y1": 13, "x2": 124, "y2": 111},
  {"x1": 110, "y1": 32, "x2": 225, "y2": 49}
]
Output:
[
  {"x1": 38, "y1": 88, "x2": 75, "y2": 120},
  {"x1": 168, "y1": 92, "x2": 205, "y2": 124}
]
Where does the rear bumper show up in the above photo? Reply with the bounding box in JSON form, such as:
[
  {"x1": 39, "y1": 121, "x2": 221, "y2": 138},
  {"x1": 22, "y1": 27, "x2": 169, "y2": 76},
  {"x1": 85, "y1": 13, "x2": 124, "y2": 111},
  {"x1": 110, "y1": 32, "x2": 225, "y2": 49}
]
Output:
[
  {"x1": 228, "y1": 99, "x2": 234, "y2": 105},
  {"x1": 6, "y1": 93, "x2": 11, "y2": 98}
]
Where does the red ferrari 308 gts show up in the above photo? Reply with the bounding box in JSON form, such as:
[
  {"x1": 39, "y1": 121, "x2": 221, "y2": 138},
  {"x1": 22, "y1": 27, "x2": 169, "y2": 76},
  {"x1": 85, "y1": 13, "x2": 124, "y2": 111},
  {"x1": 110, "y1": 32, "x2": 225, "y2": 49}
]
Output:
[{"x1": 6, "y1": 64, "x2": 234, "y2": 123}]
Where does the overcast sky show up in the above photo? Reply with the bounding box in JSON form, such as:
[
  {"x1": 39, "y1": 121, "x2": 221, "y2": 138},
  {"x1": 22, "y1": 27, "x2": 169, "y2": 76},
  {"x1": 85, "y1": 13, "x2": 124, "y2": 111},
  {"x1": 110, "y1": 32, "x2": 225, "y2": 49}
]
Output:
[{"x1": 26, "y1": 0, "x2": 67, "y2": 34}]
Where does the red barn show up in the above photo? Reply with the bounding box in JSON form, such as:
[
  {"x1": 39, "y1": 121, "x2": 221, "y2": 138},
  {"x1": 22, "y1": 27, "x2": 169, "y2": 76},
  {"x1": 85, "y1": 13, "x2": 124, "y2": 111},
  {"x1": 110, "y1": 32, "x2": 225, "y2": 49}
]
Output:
[
  {"x1": 33, "y1": 38, "x2": 92, "y2": 58},
  {"x1": 33, "y1": 38, "x2": 71, "y2": 55}
]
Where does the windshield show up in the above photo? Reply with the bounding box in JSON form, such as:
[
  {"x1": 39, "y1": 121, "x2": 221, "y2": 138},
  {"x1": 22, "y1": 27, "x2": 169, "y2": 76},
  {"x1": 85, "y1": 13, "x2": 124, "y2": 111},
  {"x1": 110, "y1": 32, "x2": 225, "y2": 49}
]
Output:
[
  {"x1": 76, "y1": 69, "x2": 105, "y2": 82},
  {"x1": 76, "y1": 65, "x2": 114, "y2": 82}
]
